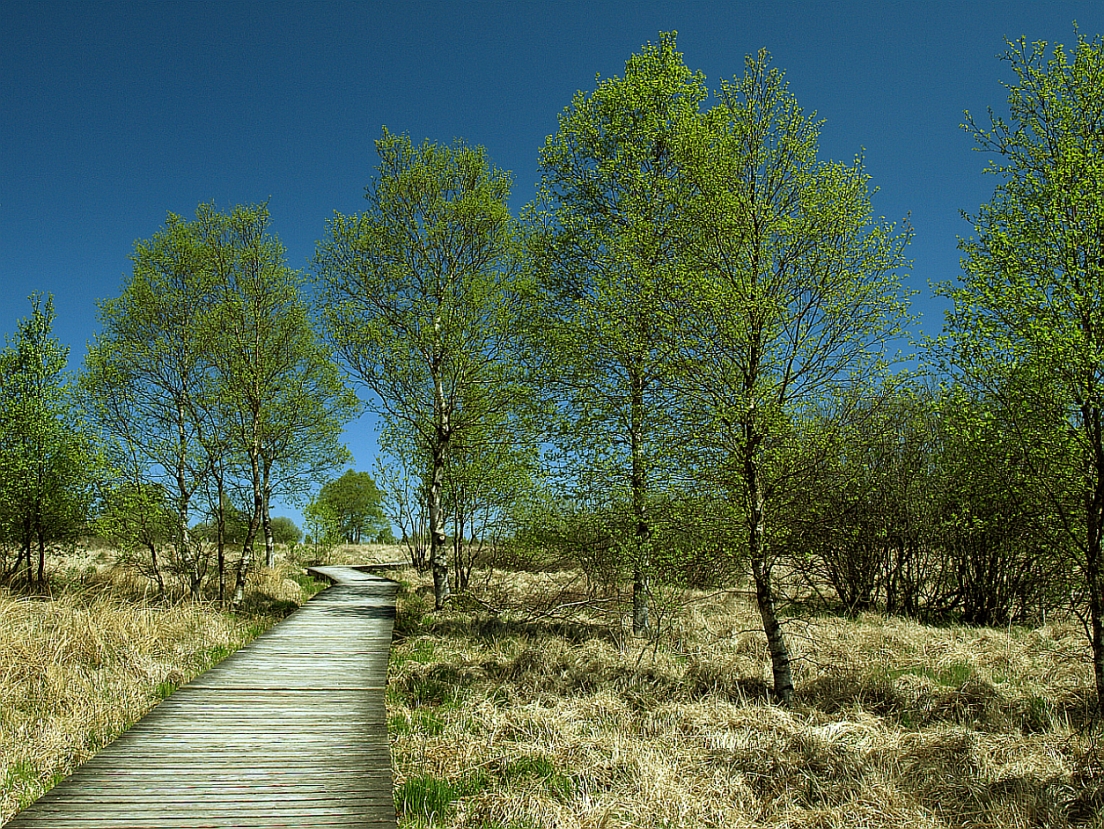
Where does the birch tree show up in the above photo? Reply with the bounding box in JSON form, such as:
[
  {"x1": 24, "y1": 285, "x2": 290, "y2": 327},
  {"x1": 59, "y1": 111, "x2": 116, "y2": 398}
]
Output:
[
  {"x1": 86, "y1": 204, "x2": 354, "y2": 603},
  {"x1": 940, "y1": 31, "x2": 1104, "y2": 712},
  {"x1": 0, "y1": 295, "x2": 96, "y2": 588},
  {"x1": 527, "y1": 31, "x2": 704, "y2": 633},
  {"x1": 315, "y1": 129, "x2": 520, "y2": 608},
  {"x1": 84, "y1": 216, "x2": 216, "y2": 599},
  {"x1": 676, "y1": 51, "x2": 912, "y2": 703},
  {"x1": 200, "y1": 203, "x2": 355, "y2": 606}
]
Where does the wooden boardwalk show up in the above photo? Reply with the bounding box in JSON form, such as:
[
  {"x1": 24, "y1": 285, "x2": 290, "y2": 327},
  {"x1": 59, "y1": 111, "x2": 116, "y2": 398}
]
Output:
[{"x1": 5, "y1": 566, "x2": 399, "y2": 828}]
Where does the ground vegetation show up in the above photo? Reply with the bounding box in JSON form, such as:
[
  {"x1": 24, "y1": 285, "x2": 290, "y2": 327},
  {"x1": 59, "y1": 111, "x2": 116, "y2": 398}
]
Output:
[{"x1": 387, "y1": 564, "x2": 1102, "y2": 829}]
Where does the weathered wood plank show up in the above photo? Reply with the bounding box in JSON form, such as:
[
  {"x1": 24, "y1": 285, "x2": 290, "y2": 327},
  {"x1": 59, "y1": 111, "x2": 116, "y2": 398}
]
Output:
[{"x1": 3, "y1": 568, "x2": 399, "y2": 829}]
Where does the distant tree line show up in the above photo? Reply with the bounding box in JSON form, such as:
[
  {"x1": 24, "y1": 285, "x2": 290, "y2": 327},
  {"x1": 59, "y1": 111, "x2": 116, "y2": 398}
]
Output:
[{"x1": 3, "y1": 28, "x2": 1103, "y2": 712}]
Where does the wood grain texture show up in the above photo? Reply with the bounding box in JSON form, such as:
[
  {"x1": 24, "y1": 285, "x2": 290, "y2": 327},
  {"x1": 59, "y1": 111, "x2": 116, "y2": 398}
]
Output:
[{"x1": 4, "y1": 567, "x2": 399, "y2": 829}]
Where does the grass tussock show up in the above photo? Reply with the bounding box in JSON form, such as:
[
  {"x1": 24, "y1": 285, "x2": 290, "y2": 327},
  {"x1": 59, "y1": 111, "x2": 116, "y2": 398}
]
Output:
[
  {"x1": 0, "y1": 545, "x2": 320, "y2": 823},
  {"x1": 388, "y1": 568, "x2": 1101, "y2": 829}
]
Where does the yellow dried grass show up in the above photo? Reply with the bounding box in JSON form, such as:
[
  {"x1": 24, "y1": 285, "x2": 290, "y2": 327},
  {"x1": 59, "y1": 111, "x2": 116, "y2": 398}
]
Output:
[{"x1": 387, "y1": 566, "x2": 1100, "y2": 829}]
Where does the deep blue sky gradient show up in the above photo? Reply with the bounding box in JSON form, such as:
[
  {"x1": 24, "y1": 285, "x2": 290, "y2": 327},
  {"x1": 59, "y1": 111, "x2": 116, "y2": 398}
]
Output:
[{"x1": 3, "y1": 1, "x2": 1102, "y2": 521}]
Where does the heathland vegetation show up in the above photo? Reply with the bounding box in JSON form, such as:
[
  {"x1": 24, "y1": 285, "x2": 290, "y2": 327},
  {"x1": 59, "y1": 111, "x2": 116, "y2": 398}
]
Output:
[{"x1": 4, "y1": 27, "x2": 1104, "y2": 828}]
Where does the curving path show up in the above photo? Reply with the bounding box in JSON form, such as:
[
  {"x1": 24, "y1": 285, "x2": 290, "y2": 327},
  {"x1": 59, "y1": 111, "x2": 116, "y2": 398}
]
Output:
[{"x1": 4, "y1": 566, "x2": 398, "y2": 828}]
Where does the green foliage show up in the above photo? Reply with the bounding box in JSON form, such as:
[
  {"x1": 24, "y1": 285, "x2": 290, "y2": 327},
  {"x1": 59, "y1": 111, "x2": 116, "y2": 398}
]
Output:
[
  {"x1": 442, "y1": 417, "x2": 540, "y2": 591},
  {"x1": 95, "y1": 481, "x2": 177, "y2": 591},
  {"x1": 316, "y1": 128, "x2": 524, "y2": 607},
  {"x1": 514, "y1": 494, "x2": 636, "y2": 591},
  {"x1": 268, "y1": 516, "x2": 302, "y2": 545},
  {"x1": 193, "y1": 495, "x2": 251, "y2": 544},
  {"x1": 97, "y1": 482, "x2": 175, "y2": 548},
  {"x1": 316, "y1": 129, "x2": 518, "y2": 423},
  {"x1": 668, "y1": 48, "x2": 912, "y2": 702},
  {"x1": 0, "y1": 295, "x2": 99, "y2": 587},
  {"x1": 198, "y1": 202, "x2": 356, "y2": 596},
  {"x1": 674, "y1": 49, "x2": 913, "y2": 487},
  {"x1": 375, "y1": 452, "x2": 431, "y2": 569},
  {"x1": 84, "y1": 202, "x2": 355, "y2": 600},
  {"x1": 199, "y1": 201, "x2": 356, "y2": 510},
  {"x1": 305, "y1": 470, "x2": 386, "y2": 544},
  {"x1": 83, "y1": 208, "x2": 228, "y2": 597},
  {"x1": 942, "y1": 31, "x2": 1104, "y2": 420},
  {"x1": 527, "y1": 31, "x2": 707, "y2": 634},
  {"x1": 933, "y1": 382, "x2": 1072, "y2": 623},
  {"x1": 939, "y1": 29, "x2": 1104, "y2": 708}
]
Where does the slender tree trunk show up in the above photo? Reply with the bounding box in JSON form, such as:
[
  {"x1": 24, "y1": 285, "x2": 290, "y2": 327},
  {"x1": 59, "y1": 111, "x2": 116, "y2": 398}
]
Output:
[
  {"x1": 177, "y1": 491, "x2": 200, "y2": 599},
  {"x1": 231, "y1": 440, "x2": 264, "y2": 611},
  {"x1": 745, "y1": 442, "x2": 794, "y2": 705},
  {"x1": 453, "y1": 500, "x2": 462, "y2": 591},
  {"x1": 261, "y1": 459, "x2": 275, "y2": 568},
  {"x1": 630, "y1": 369, "x2": 650, "y2": 635},
  {"x1": 455, "y1": 493, "x2": 469, "y2": 592},
  {"x1": 176, "y1": 403, "x2": 201, "y2": 600},
  {"x1": 36, "y1": 529, "x2": 46, "y2": 590},
  {"x1": 18, "y1": 521, "x2": 31, "y2": 585},
  {"x1": 429, "y1": 440, "x2": 451, "y2": 609},
  {"x1": 6, "y1": 543, "x2": 22, "y2": 583},
  {"x1": 1088, "y1": 528, "x2": 1104, "y2": 717},
  {"x1": 147, "y1": 542, "x2": 165, "y2": 595},
  {"x1": 429, "y1": 371, "x2": 452, "y2": 609},
  {"x1": 1085, "y1": 405, "x2": 1104, "y2": 716},
  {"x1": 215, "y1": 474, "x2": 226, "y2": 605},
  {"x1": 409, "y1": 485, "x2": 429, "y2": 571},
  {"x1": 263, "y1": 497, "x2": 275, "y2": 568}
]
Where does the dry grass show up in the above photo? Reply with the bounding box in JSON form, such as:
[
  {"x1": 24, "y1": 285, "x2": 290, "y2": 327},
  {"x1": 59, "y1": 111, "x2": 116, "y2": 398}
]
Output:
[
  {"x1": 298, "y1": 541, "x2": 412, "y2": 567},
  {"x1": 7, "y1": 546, "x2": 1100, "y2": 828},
  {"x1": 0, "y1": 546, "x2": 316, "y2": 823},
  {"x1": 388, "y1": 569, "x2": 1104, "y2": 829}
]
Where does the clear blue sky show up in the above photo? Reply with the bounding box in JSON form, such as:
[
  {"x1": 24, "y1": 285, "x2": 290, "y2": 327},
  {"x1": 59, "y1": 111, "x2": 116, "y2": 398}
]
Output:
[{"x1": 3, "y1": 1, "x2": 1102, "y2": 522}]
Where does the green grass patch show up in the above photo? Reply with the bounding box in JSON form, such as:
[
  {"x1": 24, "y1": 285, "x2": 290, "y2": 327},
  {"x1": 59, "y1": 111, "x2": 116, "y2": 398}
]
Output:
[
  {"x1": 392, "y1": 637, "x2": 437, "y2": 668},
  {"x1": 3, "y1": 760, "x2": 47, "y2": 810},
  {"x1": 502, "y1": 754, "x2": 576, "y2": 799},
  {"x1": 389, "y1": 709, "x2": 447, "y2": 737},
  {"x1": 199, "y1": 643, "x2": 234, "y2": 668},
  {"x1": 395, "y1": 593, "x2": 431, "y2": 636},
  {"x1": 403, "y1": 675, "x2": 464, "y2": 708},
  {"x1": 395, "y1": 774, "x2": 459, "y2": 823},
  {"x1": 1022, "y1": 694, "x2": 1058, "y2": 733},
  {"x1": 154, "y1": 680, "x2": 177, "y2": 700},
  {"x1": 888, "y1": 660, "x2": 973, "y2": 688},
  {"x1": 288, "y1": 570, "x2": 328, "y2": 597},
  {"x1": 238, "y1": 619, "x2": 272, "y2": 640}
]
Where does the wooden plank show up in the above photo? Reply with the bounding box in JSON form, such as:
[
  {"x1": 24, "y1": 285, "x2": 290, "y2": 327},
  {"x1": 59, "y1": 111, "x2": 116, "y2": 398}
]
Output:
[{"x1": 3, "y1": 568, "x2": 399, "y2": 829}]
